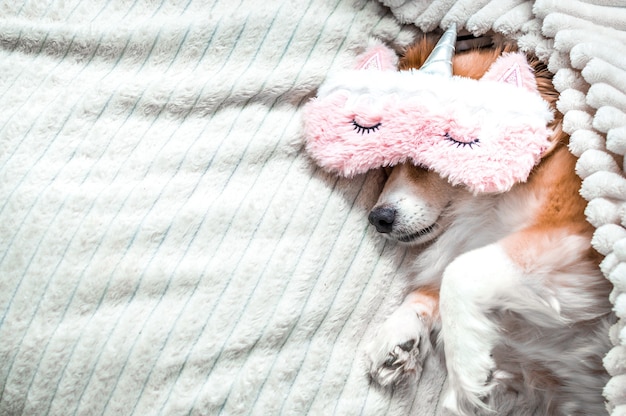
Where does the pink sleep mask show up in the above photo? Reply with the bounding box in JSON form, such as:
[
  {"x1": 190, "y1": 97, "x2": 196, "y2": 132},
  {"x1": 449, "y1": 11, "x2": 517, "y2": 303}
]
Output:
[{"x1": 302, "y1": 26, "x2": 554, "y2": 194}]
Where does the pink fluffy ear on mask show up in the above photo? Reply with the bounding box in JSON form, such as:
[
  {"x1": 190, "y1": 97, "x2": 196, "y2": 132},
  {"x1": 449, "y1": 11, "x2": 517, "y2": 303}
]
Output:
[
  {"x1": 355, "y1": 40, "x2": 398, "y2": 71},
  {"x1": 481, "y1": 52, "x2": 539, "y2": 94}
]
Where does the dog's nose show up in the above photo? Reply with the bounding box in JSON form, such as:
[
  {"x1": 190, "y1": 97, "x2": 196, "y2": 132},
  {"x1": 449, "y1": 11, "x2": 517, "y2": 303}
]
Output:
[{"x1": 368, "y1": 206, "x2": 396, "y2": 234}]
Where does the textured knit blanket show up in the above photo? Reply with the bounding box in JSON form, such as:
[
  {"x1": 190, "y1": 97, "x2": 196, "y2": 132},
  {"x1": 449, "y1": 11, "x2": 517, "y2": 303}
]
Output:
[{"x1": 1, "y1": 0, "x2": 624, "y2": 415}]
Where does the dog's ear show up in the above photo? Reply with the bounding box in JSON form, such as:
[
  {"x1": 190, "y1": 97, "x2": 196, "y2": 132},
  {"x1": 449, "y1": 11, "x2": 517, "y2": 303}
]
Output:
[
  {"x1": 355, "y1": 39, "x2": 398, "y2": 71},
  {"x1": 480, "y1": 52, "x2": 539, "y2": 94}
]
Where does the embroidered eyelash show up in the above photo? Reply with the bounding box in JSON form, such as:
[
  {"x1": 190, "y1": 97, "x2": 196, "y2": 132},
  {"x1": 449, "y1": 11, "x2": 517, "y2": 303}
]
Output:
[
  {"x1": 352, "y1": 120, "x2": 381, "y2": 134},
  {"x1": 444, "y1": 132, "x2": 480, "y2": 148}
]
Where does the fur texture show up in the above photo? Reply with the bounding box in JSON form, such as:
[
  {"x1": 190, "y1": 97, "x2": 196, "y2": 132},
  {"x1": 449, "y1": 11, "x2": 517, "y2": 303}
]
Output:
[
  {"x1": 364, "y1": 38, "x2": 614, "y2": 415},
  {"x1": 302, "y1": 42, "x2": 554, "y2": 194}
]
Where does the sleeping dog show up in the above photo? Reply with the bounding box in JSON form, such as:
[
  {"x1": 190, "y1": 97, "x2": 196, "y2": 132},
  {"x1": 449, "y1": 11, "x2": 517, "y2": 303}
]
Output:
[{"x1": 364, "y1": 38, "x2": 614, "y2": 415}]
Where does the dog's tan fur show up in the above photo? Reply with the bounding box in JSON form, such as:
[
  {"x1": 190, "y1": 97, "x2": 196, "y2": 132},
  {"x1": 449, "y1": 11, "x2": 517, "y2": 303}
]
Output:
[{"x1": 365, "y1": 38, "x2": 614, "y2": 415}]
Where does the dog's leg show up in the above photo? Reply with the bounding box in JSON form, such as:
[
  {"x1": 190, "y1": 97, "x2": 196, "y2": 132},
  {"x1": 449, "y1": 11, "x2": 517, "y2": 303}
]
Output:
[
  {"x1": 439, "y1": 232, "x2": 601, "y2": 415},
  {"x1": 439, "y1": 242, "x2": 532, "y2": 415},
  {"x1": 365, "y1": 287, "x2": 439, "y2": 386}
]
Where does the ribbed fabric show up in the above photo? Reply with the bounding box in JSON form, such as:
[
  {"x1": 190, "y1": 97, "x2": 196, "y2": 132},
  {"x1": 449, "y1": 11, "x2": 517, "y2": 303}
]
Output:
[
  {"x1": 8, "y1": 0, "x2": 624, "y2": 414},
  {"x1": 0, "y1": 0, "x2": 444, "y2": 414}
]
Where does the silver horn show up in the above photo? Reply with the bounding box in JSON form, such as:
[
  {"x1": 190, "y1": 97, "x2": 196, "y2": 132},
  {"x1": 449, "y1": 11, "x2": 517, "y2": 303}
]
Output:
[{"x1": 419, "y1": 23, "x2": 457, "y2": 77}]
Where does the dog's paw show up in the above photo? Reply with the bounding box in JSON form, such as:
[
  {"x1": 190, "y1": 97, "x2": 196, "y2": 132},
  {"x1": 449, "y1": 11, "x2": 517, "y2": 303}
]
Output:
[
  {"x1": 442, "y1": 354, "x2": 499, "y2": 415},
  {"x1": 364, "y1": 305, "x2": 430, "y2": 387}
]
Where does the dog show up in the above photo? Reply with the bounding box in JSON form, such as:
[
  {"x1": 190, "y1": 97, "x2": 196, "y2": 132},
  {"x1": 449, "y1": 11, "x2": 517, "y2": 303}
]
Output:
[{"x1": 364, "y1": 37, "x2": 615, "y2": 416}]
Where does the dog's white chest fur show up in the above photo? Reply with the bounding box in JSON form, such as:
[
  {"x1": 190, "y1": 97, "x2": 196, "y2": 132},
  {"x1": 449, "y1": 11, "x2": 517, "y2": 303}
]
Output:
[{"x1": 412, "y1": 188, "x2": 541, "y2": 287}]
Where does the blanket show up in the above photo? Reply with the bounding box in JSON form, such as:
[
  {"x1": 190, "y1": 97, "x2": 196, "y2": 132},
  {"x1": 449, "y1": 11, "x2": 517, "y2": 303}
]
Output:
[
  {"x1": 0, "y1": 0, "x2": 624, "y2": 415},
  {"x1": 0, "y1": 0, "x2": 439, "y2": 415}
]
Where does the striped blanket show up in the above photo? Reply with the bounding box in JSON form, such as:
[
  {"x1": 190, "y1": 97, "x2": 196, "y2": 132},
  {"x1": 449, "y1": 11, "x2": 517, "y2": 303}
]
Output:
[
  {"x1": 1, "y1": 0, "x2": 624, "y2": 415},
  {"x1": 0, "y1": 0, "x2": 442, "y2": 414}
]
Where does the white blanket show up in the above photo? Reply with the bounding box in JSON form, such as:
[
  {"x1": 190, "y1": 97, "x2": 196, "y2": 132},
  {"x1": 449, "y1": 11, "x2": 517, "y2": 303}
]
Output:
[
  {"x1": 0, "y1": 0, "x2": 440, "y2": 414},
  {"x1": 1, "y1": 0, "x2": 624, "y2": 415}
]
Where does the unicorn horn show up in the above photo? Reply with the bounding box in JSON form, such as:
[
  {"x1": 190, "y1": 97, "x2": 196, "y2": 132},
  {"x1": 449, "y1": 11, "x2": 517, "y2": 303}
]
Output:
[{"x1": 419, "y1": 23, "x2": 457, "y2": 77}]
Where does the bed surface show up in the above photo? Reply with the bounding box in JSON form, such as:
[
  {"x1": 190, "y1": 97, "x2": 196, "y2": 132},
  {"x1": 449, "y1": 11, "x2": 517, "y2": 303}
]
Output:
[{"x1": 1, "y1": 0, "x2": 624, "y2": 415}]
